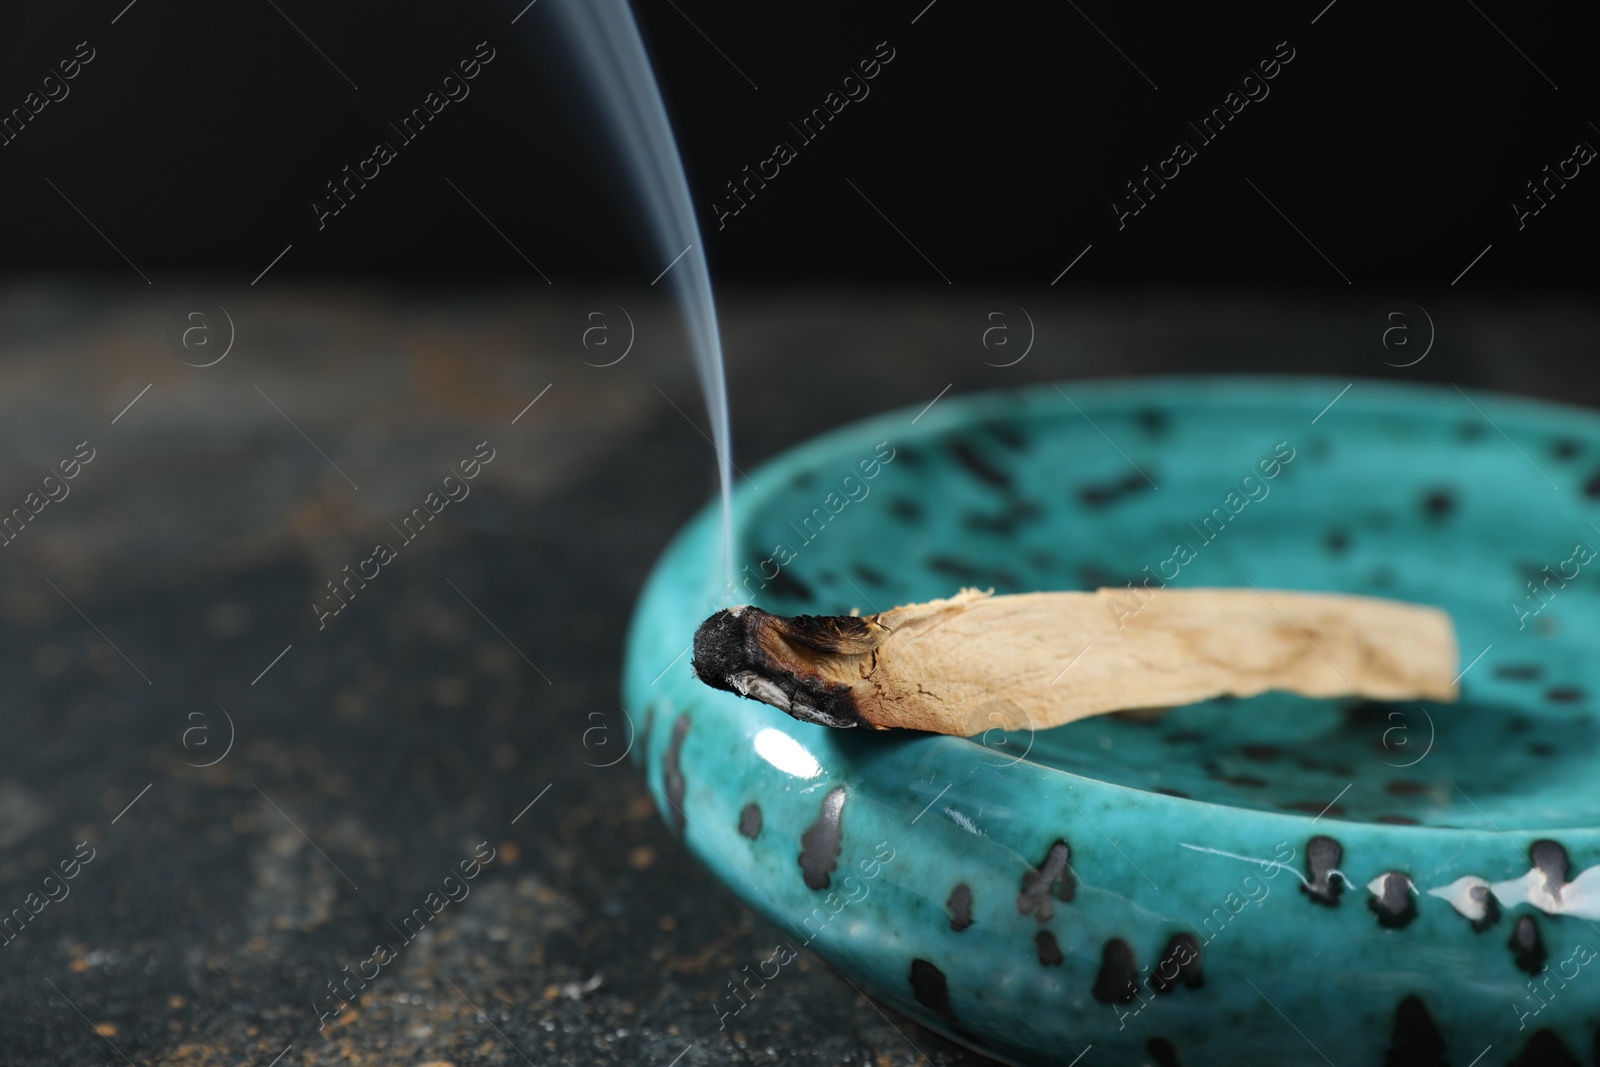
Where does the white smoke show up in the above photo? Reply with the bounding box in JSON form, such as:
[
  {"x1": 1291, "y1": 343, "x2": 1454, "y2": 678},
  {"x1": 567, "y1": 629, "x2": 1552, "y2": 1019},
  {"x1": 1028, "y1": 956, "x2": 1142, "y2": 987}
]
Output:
[{"x1": 546, "y1": 0, "x2": 736, "y2": 592}]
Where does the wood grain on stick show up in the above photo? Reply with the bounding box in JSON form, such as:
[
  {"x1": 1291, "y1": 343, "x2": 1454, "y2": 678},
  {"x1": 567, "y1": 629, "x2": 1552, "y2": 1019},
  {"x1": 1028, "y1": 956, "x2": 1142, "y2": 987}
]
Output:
[{"x1": 691, "y1": 588, "x2": 1459, "y2": 735}]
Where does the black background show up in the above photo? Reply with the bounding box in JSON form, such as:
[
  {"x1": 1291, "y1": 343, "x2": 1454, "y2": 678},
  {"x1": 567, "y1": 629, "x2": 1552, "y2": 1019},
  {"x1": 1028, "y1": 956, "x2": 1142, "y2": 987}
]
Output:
[
  {"x1": 0, "y1": 0, "x2": 1594, "y2": 287},
  {"x1": 2, "y1": 4, "x2": 1598, "y2": 1063}
]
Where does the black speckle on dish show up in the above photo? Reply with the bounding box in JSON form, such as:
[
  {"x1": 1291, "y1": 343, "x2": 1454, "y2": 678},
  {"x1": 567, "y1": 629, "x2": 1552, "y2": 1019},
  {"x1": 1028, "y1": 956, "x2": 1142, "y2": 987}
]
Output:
[
  {"x1": 896, "y1": 445, "x2": 925, "y2": 467},
  {"x1": 1530, "y1": 840, "x2": 1570, "y2": 897},
  {"x1": 989, "y1": 568, "x2": 1024, "y2": 591},
  {"x1": 1515, "y1": 562, "x2": 1544, "y2": 586},
  {"x1": 798, "y1": 787, "x2": 846, "y2": 891},
  {"x1": 1150, "y1": 933, "x2": 1203, "y2": 994},
  {"x1": 888, "y1": 496, "x2": 924, "y2": 523},
  {"x1": 950, "y1": 439, "x2": 1012, "y2": 490},
  {"x1": 909, "y1": 959, "x2": 956, "y2": 1022},
  {"x1": 946, "y1": 884, "x2": 974, "y2": 932},
  {"x1": 1528, "y1": 742, "x2": 1557, "y2": 757},
  {"x1": 792, "y1": 470, "x2": 818, "y2": 490},
  {"x1": 1326, "y1": 529, "x2": 1350, "y2": 554},
  {"x1": 853, "y1": 563, "x2": 887, "y2": 588},
  {"x1": 1164, "y1": 730, "x2": 1205, "y2": 745},
  {"x1": 1079, "y1": 471, "x2": 1153, "y2": 509},
  {"x1": 1342, "y1": 700, "x2": 1392, "y2": 730},
  {"x1": 1377, "y1": 815, "x2": 1421, "y2": 826},
  {"x1": 1509, "y1": 915, "x2": 1546, "y2": 974},
  {"x1": 1508, "y1": 1030, "x2": 1582, "y2": 1067},
  {"x1": 1458, "y1": 420, "x2": 1487, "y2": 441},
  {"x1": 1146, "y1": 1038, "x2": 1181, "y2": 1067},
  {"x1": 1301, "y1": 835, "x2": 1344, "y2": 906},
  {"x1": 983, "y1": 420, "x2": 1029, "y2": 451},
  {"x1": 638, "y1": 704, "x2": 656, "y2": 768},
  {"x1": 738, "y1": 803, "x2": 762, "y2": 840},
  {"x1": 1242, "y1": 744, "x2": 1282, "y2": 761},
  {"x1": 1017, "y1": 840, "x2": 1075, "y2": 922},
  {"x1": 765, "y1": 569, "x2": 814, "y2": 603},
  {"x1": 1367, "y1": 872, "x2": 1419, "y2": 929},
  {"x1": 927, "y1": 556, "x2": 981, "y2": 582},
  {"x1": 1468, "y1": 883, "x2": 1501, "y2": 932},
  {"x1": 1386, "y1": 781, "x2": 1430, "y2": 796},
  {"x1": 1585, "y1": 470, "x2": 1600, "y2": 499},
  {"x1": 1155, "y1": 787, "x2": 1192, "y2": 799},
  {"x1": 962, "y1": 500, "x2": 1042, "y2": 537},
  {"x1": 662, "y1": 715, "x2": 690, "y2": 835},
  {"x1": 1135, "y1": 408, "x2": 1169, "y2": 438},
  {"x1": 1552, "y1": 438, "x2": 1582, "y2": 461},
  {"x1": 1034, "y1": 930, "x2": 1063, "y2": 967},
  {"x1": 1091, "y1": 938, "x2": 1140, "y2": 1004},
  {"x1": 1546, "y1": 686, "x2": 1585, "y2": 704},
  {"x1": 1223, "y1": 775, "x2": 1269, "y2": 788},
  {"x1": 1287, "y1": 800, "x2": 1344, "y2": 818},
  {"x1": 1495, "y1": 663, "x2": 1543, "y2": 681},
  {"x1": 1421, "y1": 489, "x2": 1455, "y2": 519},
  {"x1": 1078, "y1": 564, "x2": 1114, "y2": 590},
  {"x1": 1384, "y1": 994, "x2": 1447, "y2": 1067}
]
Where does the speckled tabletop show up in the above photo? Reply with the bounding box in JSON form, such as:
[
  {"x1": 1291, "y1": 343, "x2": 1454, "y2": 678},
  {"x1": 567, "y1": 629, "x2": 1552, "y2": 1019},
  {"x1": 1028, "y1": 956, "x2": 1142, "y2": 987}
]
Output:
[{"x1": 0, "y1": 286, "x2": 1593, "y2": 1065}]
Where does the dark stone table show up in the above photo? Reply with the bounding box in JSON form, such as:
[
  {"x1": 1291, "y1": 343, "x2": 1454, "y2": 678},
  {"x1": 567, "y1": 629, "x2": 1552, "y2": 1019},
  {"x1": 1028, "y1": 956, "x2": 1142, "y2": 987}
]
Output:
[{"x1": 0, "y1": 285, "x2": 1593, "y2": 1065}]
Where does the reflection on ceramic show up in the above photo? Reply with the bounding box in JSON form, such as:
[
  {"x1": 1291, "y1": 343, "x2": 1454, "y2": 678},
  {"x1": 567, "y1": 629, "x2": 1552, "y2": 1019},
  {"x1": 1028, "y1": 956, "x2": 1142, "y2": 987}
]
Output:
[{"x1": 623, "y1": 378, "x2": 1600, "y2": 1065}]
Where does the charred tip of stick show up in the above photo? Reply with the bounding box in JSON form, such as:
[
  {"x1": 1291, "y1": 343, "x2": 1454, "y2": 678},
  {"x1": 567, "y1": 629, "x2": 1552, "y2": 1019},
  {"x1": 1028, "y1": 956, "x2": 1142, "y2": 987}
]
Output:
[
  {"x1": 775, "y1": 612, "x2": 889, "y2": 655},
  {"x1": 691, "y1": 607, "x2": 873, "y2": 730},
  {"x1": 690, "y1": 607, "x2": 755, "y2": 694}
]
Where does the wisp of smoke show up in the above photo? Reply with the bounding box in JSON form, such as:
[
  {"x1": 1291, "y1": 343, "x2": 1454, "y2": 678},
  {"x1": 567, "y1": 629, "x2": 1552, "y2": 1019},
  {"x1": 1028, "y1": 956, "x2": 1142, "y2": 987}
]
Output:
[{"x1": 546, "y1": 0, "x2": 736, "y2": 595}]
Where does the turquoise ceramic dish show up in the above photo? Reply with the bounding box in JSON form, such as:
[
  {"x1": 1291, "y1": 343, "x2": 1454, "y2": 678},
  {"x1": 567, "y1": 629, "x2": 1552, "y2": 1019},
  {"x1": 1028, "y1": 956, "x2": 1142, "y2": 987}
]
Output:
[{"x1": 623, "y1": 377, "x2": 1600, "y2": 1066}]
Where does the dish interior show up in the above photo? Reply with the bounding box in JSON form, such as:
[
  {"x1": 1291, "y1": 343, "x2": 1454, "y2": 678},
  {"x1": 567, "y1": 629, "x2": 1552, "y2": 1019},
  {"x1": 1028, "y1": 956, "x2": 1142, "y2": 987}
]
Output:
[{"x1": 729, "y1": 382, "x2": 1600, "y2": 831}]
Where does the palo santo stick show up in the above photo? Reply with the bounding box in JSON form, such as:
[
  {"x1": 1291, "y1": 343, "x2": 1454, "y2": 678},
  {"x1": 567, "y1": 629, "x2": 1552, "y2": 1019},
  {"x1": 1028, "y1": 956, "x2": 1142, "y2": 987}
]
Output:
[{"x1": 691, "y1": 588, "x2": 1459, "y2": 734}]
